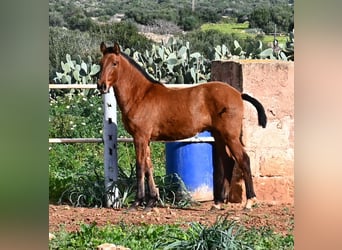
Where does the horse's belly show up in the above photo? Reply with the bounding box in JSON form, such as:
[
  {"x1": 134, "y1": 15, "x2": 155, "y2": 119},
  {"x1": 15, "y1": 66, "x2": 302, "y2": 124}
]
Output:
[
  {"x1": 151, "y1": 121, "x2": 206, "y2": 141},
  {"x1": 152, "y1": 132, "x2": 197, "y2": 141}
]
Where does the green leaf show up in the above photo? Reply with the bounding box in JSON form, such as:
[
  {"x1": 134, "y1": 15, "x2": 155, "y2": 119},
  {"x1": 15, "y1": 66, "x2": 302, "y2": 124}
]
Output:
[
  {"x1": 190, "y1": 67, "x2": 196, "y2": 82},
  {"x1": 82, "y1": 76, "x2": 87, "y2": 84},
  {"x1": 90, "y1": 64, "x2": 100, "y2": 76},
  {"x1": 234, "y1": 40, "x2": 241, "y2": 49},
  {"x1": 87, "y1": 55, "x2": 92, "y2": 65},
  {"x1": 258, "y1": 40, "x2": 263, "y2": 50},
  {"x1": 234, "y1": 47, "x2": 242, "y2": 55},
  {"x1": 62, "y1": 75, "x2": 71, "y2": 84},
  {"x1": 75, "y1": 55, "x2": 82, "y2": 64},
  {"x1": 66, "y1": 54, "x2": 71, "y2": 63},
  {"x1": 132, "y1": 51, "x2": 140, "y2": 61},
  {"x1": 164, "y1": 47, "x2": 171, "y2": 56},
  {"x1": 124, "y1": 48, "x2": 131, "y2": 55},
  {"x1": 73, "y1": 70, "x2": 80, "y2": 82},
  {"x1": 61, "y1": 61, "x2": 66, "y2": 72},
  {"x1": 158, "y1": 47, "x2": 165, "y2": 60},
  {"x1": 61, "y1": 61, "x2": 71, "y2": 74},
  {"x1": 81, "y1": 62, "x2": 88, "y2": 74},
  {"x1": 279, "y1": 51, "x2": 288, "y2": 61},
  {"x1": 259, "y1": 48, "x2": 273, "y2": 58},
  {"x1": 190, "y1": 52, "x2": 201, "y2": 59},
  {"x1": 166, "y1": 37, "x2": 174, "y2": 47},
  {"x1": 222, "y1": 44, "x2": 227, "y2": 56},
  {"x1": 214, "y1": 52, "x2": 220, "y2": 60},
  {"x1": 177, "y1": 46, "x2": 187, "y2": 59},
  {"x1": 75, "y1": 64, "x2": 81, "y2": 72},
  {"x1": 176, "y1": 74, "x2": 184, "y2": 84},
  {"x1": 148, "y1": 58, "x2": 153, "y2": 66},
  {"x1": 167, "y1": 53, "x2": 178, "y2": 65},
  {"x1": 215, "y1": 45, "x2": 221, "y2": 53},
  {"x1": 167, "y1": 64, "x2": 174, "y2": 73},
  {"x1": 70, "y1": 60, "x2": 76, "y2": 69},
  {"x1": 55, "y1": 72, "x2": 64, "y2": 80},
  {"x1": 167, "y1": 58, "x2": 178, "y2": 65}
]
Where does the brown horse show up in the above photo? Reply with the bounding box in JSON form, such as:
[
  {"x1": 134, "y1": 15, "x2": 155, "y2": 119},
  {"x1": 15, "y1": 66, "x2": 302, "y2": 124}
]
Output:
[{"x1": 98, "y1": 42, "x2": 267, "y2": 210}]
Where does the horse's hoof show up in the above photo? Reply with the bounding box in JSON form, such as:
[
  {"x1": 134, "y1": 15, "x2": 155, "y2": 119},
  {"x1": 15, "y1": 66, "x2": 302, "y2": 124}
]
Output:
[
  {"x1": 243, "y1": 207, "x2": 253, "y2": 212},
  {"x1": 128, "y1": 205, "x2": 138, "y2": 211},
  {"x1": 244, "y1": 197, "x2": 257, "y2": 210},
  {"x1": 210, "y1": 204, "x2": 224, "y2": 211},
  {"x1": 144, "y1": 206, "x2": 153, "y2": 212},
  {"x1": 145, "y1": 198, "x2": 157, "y2": 210},
  {"x1": 128, "y1": 201, "x2": 141, "y2": 211}
]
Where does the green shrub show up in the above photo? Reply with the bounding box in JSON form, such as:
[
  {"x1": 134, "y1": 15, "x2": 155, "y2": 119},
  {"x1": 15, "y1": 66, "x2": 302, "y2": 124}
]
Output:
[
  {"x1": 248, "y1": 5, "x2": 294, "y2": 34},
  {"x1": 49, "y1": 22, "x2": 153, "y2": 81}
]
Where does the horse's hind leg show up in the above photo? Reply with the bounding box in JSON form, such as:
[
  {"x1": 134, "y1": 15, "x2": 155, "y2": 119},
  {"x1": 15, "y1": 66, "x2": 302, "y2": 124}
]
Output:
[
  {"x1": 225, "y1": 136, "x2": 257, "y2": 210},
  {"x1": 212, "y1": 133, "x2": 234, "y2": 210}
]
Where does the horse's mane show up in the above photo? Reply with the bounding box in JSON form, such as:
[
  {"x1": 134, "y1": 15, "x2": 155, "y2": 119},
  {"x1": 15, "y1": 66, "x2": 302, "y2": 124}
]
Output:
[{"x1": 104, "y1": 46, "x2": 162, "y2": 85}]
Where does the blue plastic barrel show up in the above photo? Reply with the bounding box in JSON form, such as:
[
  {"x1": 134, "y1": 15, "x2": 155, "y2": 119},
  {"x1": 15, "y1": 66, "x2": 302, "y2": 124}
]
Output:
[{"x1": 165, "y1": 131, "x2": 213, "y2": 201}]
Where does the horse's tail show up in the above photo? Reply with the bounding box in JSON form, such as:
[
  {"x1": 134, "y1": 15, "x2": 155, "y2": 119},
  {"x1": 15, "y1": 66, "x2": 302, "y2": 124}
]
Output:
[{"x1": 241, "y1": 93, "x2": 267, "y2": 128}]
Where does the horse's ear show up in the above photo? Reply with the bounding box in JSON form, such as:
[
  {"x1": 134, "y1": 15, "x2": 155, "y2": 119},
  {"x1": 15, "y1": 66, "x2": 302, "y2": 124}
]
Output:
[
  {"x1": 113, "y1": 42, "x2": 121, "y2": 54},
  {"x1": 100, "y1": 42, "x2": 106, "y2": 54}
]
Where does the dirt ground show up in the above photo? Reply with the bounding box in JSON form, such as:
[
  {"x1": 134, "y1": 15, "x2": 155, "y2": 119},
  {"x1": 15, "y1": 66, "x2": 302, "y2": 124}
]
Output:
[{"x1": 49, "y1": 201, "x2": 294, "y2": 235}]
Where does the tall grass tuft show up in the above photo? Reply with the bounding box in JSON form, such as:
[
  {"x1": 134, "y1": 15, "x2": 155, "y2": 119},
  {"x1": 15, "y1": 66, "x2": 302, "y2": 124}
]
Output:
[
  {"x1": 156, "y1": 216, "x2": 252, "y2": 249},
  {"x1": 57, "y1": 161, "x2": 194, "y2": 209}
]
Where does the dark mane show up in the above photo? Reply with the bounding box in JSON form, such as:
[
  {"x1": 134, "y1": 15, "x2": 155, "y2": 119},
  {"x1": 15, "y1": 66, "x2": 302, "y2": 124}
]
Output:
[{"x1": 104, "y1": 47, "x2": 161, "y2": 85}]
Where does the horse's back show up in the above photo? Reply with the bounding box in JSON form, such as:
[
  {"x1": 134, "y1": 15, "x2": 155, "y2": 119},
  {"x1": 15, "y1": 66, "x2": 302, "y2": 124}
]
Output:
[
  {"x1": 153, "y1": 81, "x2": 243, "y2": 113},
  {"x1": 200, "y1": 81, "x2": 243, "y2": 107}
]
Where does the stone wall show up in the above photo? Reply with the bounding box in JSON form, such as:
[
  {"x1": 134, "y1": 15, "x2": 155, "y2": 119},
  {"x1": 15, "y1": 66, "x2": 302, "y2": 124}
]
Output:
[{"x1": 211, "y1": 60, "x2": 294, "y2": 204}]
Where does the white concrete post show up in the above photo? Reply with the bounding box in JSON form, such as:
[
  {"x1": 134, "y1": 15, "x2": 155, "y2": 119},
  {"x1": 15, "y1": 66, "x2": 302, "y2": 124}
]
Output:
[{"x1": 102, "y1": 87, "x2": 120, "y2": 208}]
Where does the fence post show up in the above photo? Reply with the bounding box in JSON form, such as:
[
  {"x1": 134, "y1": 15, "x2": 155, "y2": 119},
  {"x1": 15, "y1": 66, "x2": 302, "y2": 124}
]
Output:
[{"x1": 102, "y1": 87, "x2": 120, "y2": 208}]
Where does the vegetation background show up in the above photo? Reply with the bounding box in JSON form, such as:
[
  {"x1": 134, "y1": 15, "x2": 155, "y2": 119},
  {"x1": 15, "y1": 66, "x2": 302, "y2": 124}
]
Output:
[{"x1": 49, "y1": 0, "x2": 294, "y2": 81}]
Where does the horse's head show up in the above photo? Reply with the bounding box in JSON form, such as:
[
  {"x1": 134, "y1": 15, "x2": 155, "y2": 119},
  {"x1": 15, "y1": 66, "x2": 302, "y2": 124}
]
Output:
[{"x1": 97, "y1": 42, "x2": 121, "y2": 94}]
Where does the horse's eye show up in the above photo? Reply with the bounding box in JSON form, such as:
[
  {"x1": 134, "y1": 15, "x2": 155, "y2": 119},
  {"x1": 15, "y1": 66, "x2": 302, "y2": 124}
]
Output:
[{"x1": 112, "y1": 61, "x2": 117, "y2": 67}]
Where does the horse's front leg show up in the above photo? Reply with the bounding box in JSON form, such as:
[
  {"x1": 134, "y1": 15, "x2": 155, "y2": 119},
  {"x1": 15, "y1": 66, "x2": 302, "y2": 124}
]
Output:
[
  {"x1": 130, "y1": 137, "x2": 159, "y2": 211},
  {"x1": 145, "y1": 144, "x2": 159, "y2": 210},
  {"x1": 130, "y1": 138, "x2": 147, "y2": 210}
]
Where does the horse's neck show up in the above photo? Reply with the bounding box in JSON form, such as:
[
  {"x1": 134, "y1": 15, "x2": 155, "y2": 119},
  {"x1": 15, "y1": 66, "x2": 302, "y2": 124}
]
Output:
[{"x1": 113, "y1": 59, "x2": 152, "y2": 115}]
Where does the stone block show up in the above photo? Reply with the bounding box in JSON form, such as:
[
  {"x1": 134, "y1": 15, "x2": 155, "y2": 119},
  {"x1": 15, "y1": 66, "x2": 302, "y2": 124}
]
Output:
[{"x1": 254, "y1": 177, "x2": 294, "y2": 204}]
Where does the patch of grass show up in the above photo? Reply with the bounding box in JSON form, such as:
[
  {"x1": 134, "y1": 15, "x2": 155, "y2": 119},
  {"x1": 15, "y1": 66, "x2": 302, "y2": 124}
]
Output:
[
  {"x1": 200, "y1": 22, "x2": 288, "y2": 46},
  {"x1": 201, "y1": 22, "x2": 249, "y2": 36},
  {"x1": 49, "y1": 222, "x2": 184, "y2": 250},
  {"x1": 243, "y1": 226, "x2": 294, "y2": 250},
  {"x1": 49, "y1": 217, "x2": 294, "y2": 250}
]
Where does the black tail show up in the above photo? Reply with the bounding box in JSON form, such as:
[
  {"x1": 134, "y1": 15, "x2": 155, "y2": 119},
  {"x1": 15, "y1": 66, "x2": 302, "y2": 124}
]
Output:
[{"x1": 241, "y1": 93, "x2": 267, "y2": 128}]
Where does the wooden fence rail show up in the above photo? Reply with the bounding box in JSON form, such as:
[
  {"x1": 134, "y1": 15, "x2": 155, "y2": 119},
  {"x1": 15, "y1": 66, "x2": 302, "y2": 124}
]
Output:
[
  {"x1": 48, "y1": 83, "x2": 193, "y2": 89},
  {"x1": 48, "y1": 137, "x2": 215, "y2": 144}
]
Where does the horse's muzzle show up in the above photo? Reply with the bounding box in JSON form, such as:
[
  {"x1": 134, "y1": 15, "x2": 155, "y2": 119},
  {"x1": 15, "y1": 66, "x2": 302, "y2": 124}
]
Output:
[{"x1": 97, "y1": 82, "x2": 109, "y2": 94}]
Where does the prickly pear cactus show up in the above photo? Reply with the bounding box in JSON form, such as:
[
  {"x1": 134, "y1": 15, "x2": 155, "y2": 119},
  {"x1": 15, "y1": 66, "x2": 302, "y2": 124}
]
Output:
[
  {"x1": 127, "y1": 37, "x2": 211, "y2": 84},
  {"x1": 54, "y1": 54, "x2": 100, "y2": 85}
]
